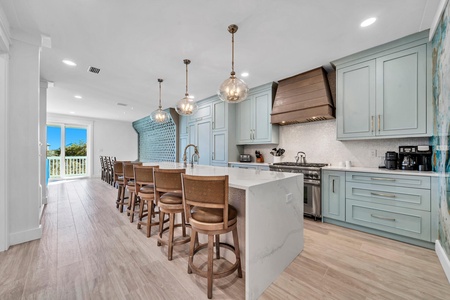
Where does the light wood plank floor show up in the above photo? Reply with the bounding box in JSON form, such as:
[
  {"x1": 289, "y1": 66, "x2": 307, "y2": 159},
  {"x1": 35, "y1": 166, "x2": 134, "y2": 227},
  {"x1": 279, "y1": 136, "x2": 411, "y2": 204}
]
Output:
[{"x1": 0, "y1": 178, "x2": 449, "y2": 299}]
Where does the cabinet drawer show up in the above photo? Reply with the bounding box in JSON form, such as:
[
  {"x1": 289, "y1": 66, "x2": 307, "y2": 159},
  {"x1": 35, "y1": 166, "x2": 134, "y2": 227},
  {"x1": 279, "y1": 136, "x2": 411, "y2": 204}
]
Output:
[
  {"x1": 346, "y1": 172, "x2": 430, "y2": 189},
  {"x1": 346, "y1": 182, "x2": 430, "y2": 211},
  {"x1": 346, "y1": 199, "x2": 431, "y2": 241}
]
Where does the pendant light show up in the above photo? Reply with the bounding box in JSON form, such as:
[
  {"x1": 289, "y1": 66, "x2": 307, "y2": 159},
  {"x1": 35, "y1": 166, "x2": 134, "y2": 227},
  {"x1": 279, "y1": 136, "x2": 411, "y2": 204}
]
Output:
[
  {"x1": 218, "y1": 24, "x2": 249, "y2": 103},
  {"x1": 150, "y1": 78, "x2": 170, "y2": 124},
  {"x1": 175, "y1": 59, "x2": 198, "y2": 116}
]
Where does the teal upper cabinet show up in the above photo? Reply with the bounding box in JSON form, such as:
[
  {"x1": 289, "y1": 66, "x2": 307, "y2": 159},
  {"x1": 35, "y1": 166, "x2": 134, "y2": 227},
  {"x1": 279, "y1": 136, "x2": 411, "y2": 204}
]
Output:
[
  {"x1": 333, "y1": 31, "x2": 432, "y2": 140},
  {"x1": 179, "y1": 95, "x2": 242, "y2": 166},
  {"x1": 236, "y1": 82, "x2": 279, "y2": 145}
]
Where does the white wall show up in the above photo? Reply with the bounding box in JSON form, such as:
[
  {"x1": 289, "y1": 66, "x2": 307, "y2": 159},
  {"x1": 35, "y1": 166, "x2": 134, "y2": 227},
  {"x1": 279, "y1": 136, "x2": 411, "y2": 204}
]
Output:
[
  {"x1": 0, "y1": 53, "x2": 8, "y2": 251},
  {"x1": 47, "y1": 113, "x2": 138, "y2": 177},
  {"x1": 8, "y1": 34, "x2": 42, "y2": 246},
  {"x1": 244, "y1": 119, "x2": 429, "y2": 167}
]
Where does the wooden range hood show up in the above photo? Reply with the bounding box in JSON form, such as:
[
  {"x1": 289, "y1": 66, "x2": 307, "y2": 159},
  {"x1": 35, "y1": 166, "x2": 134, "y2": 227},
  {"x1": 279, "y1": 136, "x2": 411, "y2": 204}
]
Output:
[{"x1": 271, "y1": 67, "x2": 335, "y2": 125}]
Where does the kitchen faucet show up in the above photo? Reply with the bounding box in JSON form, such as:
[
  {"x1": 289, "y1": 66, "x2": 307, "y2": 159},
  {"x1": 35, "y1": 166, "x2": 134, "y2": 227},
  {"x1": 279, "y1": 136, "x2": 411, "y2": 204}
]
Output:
[
  {"x1": 295, "y1": 151, "x2": 306, "y2": 164},
  {"x1": 183, "y1": 144, "x2": 200, "y2": 168}
]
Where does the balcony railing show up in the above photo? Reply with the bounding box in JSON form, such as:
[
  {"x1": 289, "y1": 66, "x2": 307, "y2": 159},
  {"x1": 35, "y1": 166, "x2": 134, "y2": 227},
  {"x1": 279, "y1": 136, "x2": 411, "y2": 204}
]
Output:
[{"x1": 47, "y1": 156, "x2": 87, "y2": 178}]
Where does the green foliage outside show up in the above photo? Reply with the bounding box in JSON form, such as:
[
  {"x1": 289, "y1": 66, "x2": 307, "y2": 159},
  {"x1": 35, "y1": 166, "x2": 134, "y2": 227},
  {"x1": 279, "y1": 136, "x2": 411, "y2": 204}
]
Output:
[{"x1": 47, "y1": 140, "x2": 87, "y2": 157}]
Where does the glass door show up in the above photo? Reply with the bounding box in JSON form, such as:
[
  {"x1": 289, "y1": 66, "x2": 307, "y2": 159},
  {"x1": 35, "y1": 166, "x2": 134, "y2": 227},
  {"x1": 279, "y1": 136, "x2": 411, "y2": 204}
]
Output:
[{"x1": 47, "y1": 124, "x2": 88, "y2": 179}]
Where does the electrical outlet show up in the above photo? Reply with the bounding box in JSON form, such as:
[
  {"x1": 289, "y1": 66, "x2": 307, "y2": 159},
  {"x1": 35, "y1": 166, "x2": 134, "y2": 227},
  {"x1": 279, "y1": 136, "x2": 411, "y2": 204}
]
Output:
[
  {"x1": 370, "y1": 149, "x2": 377, "y2": 157},
  {"x1": 286, "y1": 193, "x2": 293, "y2": 203}
]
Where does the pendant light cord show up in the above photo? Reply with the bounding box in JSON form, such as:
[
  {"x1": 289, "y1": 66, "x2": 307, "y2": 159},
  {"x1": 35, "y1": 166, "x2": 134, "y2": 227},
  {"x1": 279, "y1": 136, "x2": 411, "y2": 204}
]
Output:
[
  {"x1": 231, "y1": 31, "x2": 235, "y2": 76},
  {"x1": 158, "y1": 78, "x2": 163, "y2": 109},
  {"x1": 184, "y1": 59, "x2": 191, "y2": 97}
]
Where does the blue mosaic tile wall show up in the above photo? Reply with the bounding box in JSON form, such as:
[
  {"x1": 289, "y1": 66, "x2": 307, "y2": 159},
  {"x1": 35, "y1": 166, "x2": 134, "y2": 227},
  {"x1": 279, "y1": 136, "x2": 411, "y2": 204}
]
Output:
[
  {"x1": 132, "y1": 109, "x2": 177, "y2": 162},
  {"x1": 431, "y1": 1, "x2": 450, "y2": 262}
]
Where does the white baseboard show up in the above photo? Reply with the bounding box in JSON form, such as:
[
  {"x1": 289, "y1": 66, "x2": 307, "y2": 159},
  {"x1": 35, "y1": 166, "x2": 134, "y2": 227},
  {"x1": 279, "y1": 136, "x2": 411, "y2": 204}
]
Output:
[
  {"x1": 9, "y1": 225, "x2": 42, "y2": 246},
  {"x1": 436, "y1": 240, "x2": 450, "y2": 283}
]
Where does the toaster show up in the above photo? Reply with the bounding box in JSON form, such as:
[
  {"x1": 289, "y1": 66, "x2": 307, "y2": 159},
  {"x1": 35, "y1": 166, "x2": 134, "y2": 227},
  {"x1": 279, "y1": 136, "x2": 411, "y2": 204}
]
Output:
[{"x1": 239, "y1": 154, "x2": 252, "y2": 162}]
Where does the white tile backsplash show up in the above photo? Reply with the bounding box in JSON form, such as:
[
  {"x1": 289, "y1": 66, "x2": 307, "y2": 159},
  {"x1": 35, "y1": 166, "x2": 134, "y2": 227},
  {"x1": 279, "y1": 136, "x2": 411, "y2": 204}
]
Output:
[{"x1": 244, "y1": 119, "x2": 430, "y2": 167}]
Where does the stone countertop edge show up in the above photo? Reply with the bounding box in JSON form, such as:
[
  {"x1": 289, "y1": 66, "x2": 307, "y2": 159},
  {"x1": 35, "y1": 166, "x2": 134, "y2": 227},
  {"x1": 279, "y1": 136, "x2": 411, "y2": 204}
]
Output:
[
  {"x1": 228, "y1": 161, "x2": 271, "y2": 166},
  {"x1": 323, "y1": 166, "x2": 441, "y2": 177}
]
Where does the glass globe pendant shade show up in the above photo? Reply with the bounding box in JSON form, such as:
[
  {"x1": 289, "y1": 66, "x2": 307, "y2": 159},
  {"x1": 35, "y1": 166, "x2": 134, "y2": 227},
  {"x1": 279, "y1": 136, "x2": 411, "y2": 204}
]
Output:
[
  {"x1": 175, "y1": 95, "x2": 198, "y2": 116},
  {"x1": 218, "y1": 74, "x2": 249, "y2": 103},
  {"x1": 150, "y1": 107, "x2": 169, "y2": 123}
]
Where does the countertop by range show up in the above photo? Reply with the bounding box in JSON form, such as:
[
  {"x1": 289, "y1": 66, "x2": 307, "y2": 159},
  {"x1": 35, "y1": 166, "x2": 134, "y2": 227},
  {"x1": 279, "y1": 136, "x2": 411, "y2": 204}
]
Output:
[
  {"x1": 228, "y1": 161, "x2": 271, "y2": 166},
  {"x1": 323, "y1": 166, "x2": 440, "y2": 177}
]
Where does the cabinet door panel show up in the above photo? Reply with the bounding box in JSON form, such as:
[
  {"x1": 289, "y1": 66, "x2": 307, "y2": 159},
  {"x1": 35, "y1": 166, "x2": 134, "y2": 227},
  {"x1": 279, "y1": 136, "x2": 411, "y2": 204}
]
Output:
[
  {"x1": 236, "y1": 98, "x2": 252, "y2": 144},
  {"x1": 212, "y1": 131, "x2": 226, "y2": 164},
  {"x1": 179, "y1": 116, "x2": 189, "y2": 135},
  {"x1": 179, "y1": 135, "x2": 187, "y2": 162},
  {"x1": 376, "y1": 45, "x2": 427, "y2": 136},
  {"x1": 213, "y1": 101, "x2": 226, "y2": 131},
  {"x1": 322, "y1": 171, "x2": 346, "y2": 221},
  {"x1": 186, "y1": 123, "x2": 196, "y2": 159},
  {"x1": 192, "y1": 103, "x2": 212, "y2": 121},
  {"x1": 254, "y1": 92, "x2": 271, "y2": 142},
  {"x1": 337, "y1": 60, "x2": 376, "y2": 139},
  {"x1": 196, "y1": 120, "x2": 211, "y2": 165}
]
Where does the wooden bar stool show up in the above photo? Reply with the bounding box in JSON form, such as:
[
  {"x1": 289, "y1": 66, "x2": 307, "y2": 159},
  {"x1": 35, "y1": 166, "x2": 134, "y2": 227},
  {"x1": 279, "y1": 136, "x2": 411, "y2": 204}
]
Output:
[
  {"x1": 113, "y1": 160, "x2": 129, "y2": 211},
  {"x1": 153, "y1": 168, "x2": 190, "y2": 260},
  {"x1": 181, "y1": 174, "x2": 242, "y2": 299},
  {"x1": 123, "y1": 162, "x2": 142, "y2": 221},
  {"x1": 134, "y1": 165, "x2": 162, "y2": 237}
]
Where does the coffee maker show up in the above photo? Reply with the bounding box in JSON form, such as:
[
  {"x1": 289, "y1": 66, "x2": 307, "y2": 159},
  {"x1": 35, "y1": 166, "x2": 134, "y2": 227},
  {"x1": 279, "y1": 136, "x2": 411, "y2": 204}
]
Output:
[
  {"x1": 398, "y1": 146, "x2": 432, "y2": 171},
  {"x1": 384, "y1": 151, "x2": 398, "y2": 170}
]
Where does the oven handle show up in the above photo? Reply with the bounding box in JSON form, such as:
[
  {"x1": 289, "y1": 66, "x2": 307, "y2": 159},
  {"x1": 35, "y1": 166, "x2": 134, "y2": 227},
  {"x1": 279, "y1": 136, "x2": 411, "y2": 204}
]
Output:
[{"x1": 304, "y1": 179, "x2": 321, "y2": 186}]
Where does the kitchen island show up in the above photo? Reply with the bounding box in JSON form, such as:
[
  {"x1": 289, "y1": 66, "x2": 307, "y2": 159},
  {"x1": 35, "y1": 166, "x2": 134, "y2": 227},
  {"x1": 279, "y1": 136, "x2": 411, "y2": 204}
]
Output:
[{"x1": 144, "y1": 162, "x2": 304, "y2": 300}]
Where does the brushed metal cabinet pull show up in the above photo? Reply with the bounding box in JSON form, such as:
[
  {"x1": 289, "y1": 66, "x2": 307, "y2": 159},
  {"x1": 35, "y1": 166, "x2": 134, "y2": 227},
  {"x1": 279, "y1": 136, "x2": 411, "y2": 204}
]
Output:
[
  {"x1": 371, "y1": 214, "x2": 396, "y2": 221},
  {"x1": 332, "y1": 179, "x2": 335, "y2": 193},
  {"x1": 212, "y1": 152, "x2": 214, "y2": 160},
  {"x1": 250, "y1": 130, "x2": 252, "y2": 140},
  {"x1": 371, "y1": 116, "x2": 374, "y2": 133},
  {"x1": 370, "y1": 177, "x2": 396, "y2": 181},
  {"x1": 378, "y1": 115, "x2": 381, "y2": 132},
  {"x1": 370, "y1": 192, "x2": 396, "y2": 198}
]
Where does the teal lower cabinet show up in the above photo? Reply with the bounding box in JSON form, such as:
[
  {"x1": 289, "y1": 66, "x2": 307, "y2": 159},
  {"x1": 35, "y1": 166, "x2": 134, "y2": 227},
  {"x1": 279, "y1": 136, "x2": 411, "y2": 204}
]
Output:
[
  {"x1": 322, "y1": 170, "x2": 346, "y2": 221},
  {"x1": 322, "y1": 170, "x2": 437, "y2": 248},
  {"x1": 346, "y1": 199, "x2": 431, "y2": 241}
]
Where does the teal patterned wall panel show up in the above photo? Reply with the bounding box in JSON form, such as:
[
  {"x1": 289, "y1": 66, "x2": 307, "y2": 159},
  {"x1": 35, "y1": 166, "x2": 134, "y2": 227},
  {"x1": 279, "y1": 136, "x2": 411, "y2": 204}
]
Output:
[
  {"x1": 431, "y1": 0, "x2": 450, "y2": 262},
  {"x1": 132, "y1": 109, "x2": 177, "y2": 162}
]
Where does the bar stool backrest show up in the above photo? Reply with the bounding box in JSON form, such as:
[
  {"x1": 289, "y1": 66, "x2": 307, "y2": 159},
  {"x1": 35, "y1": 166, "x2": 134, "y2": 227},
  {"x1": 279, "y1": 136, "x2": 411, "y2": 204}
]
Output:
[
  {"x1": 181, "y1": 174, "x2": 229, "y2": 229},
  {"x1": 123, "y1": 162, "x2": 142, "y2": 182},
  {"x1": 153, "y1": 168, "x2": 186, "y2": 204},
  {"x1": 134, "y1": 165, "x2": 159, "y2": 186}
]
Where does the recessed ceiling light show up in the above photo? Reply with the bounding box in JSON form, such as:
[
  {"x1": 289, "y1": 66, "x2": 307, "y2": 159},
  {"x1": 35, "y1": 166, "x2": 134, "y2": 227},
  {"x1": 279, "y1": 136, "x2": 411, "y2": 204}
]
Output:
[
  {"x1": 62, "y1": 59, "x2": 77, "y2": 66},
  {"x1": 360, "y1": 17, "x2": 376, "y2": 27},
  {"x1": 241, "y1": 72, "x2": 249, "y2": 77},
  {"x1": 74, "y1": 95, "x2": 82, "y2": 99},
  {"x1": 69, "y1": 111, "x2": 75, "y2": 114}
]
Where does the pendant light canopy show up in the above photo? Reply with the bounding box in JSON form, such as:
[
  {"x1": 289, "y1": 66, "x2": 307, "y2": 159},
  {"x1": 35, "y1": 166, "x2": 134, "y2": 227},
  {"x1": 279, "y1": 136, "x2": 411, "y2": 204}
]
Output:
[
  {"x1": 175, "y1": 59, "x2": 198, "y2": 116},
  {"x1": 150, "y1": 78, "x2": 170, "y2": 124},
  {"x1": 218, "y1": 24, "x2": 249, "y2": 103}
]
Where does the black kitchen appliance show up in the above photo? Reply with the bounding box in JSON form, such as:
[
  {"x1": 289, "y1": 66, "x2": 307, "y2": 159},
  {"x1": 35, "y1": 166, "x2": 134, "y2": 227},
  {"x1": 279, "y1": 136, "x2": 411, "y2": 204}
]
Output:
[
  {"x1": 398, "y1": 146, "x2": 432, "y2": 171},
  {"x1": 384, "y1": 151, "x2": 398, "y2": 170},
  {"x1": 239, "y1": 154, "x2": 252, "y2": 162}
]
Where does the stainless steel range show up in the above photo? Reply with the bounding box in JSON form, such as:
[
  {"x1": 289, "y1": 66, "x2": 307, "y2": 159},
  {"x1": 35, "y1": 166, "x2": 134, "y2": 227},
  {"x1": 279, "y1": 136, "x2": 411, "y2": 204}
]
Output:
[{"x1": 269, "y1": 162, "x2": 328, "y2": 220}]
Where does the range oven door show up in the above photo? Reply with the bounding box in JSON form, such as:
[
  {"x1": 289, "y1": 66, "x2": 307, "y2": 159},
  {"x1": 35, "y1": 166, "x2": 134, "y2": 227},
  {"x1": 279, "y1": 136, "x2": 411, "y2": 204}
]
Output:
[{"x1": 303, "y1": 179, "x2": 321, "y2": 219}]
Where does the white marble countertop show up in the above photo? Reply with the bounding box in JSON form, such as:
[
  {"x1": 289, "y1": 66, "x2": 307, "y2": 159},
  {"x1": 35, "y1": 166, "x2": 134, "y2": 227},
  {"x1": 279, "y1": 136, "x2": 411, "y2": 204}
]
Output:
[
  {"x1": 323, "y1": 166, "x2": 439, "y2": 177},
  {"x1": 143, "y1": 162, "x2": 301, "y2": 189},
  {"x1": 228, "y1": 161, "x2": 271, "y2": 166}
]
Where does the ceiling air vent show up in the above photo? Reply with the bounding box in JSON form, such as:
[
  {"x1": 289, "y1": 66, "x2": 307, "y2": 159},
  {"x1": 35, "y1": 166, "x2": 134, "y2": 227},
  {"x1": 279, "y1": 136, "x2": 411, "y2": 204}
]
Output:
[
  {"x1": 88, "y1": 66, "x2": 101, "y2": 74},
  {"x1": 117, "y1": 103, "x2": 128, "y2": 107}
]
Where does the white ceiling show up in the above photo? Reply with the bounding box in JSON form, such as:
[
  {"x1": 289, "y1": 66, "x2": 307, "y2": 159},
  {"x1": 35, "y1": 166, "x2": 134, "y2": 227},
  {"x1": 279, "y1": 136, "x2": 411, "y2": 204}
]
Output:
[{"x1": 0, "y1": 0, "x2": 440, "y2": 122}]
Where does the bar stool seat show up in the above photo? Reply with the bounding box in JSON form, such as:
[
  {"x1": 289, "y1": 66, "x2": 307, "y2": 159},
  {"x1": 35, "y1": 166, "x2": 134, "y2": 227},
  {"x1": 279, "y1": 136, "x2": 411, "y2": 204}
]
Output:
[
  {"x1": 134, "y1": 165, "x2": 167, "y2": 238},
  {"x1": 191, "y1": 205, "x2": 237, "y2": 223},
  {"x1": 153, "y1": 168, "x2": 190, "y2": 261},
  {"x1": 181, "y1": 174, "x2": 242, "y2": 299}
]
